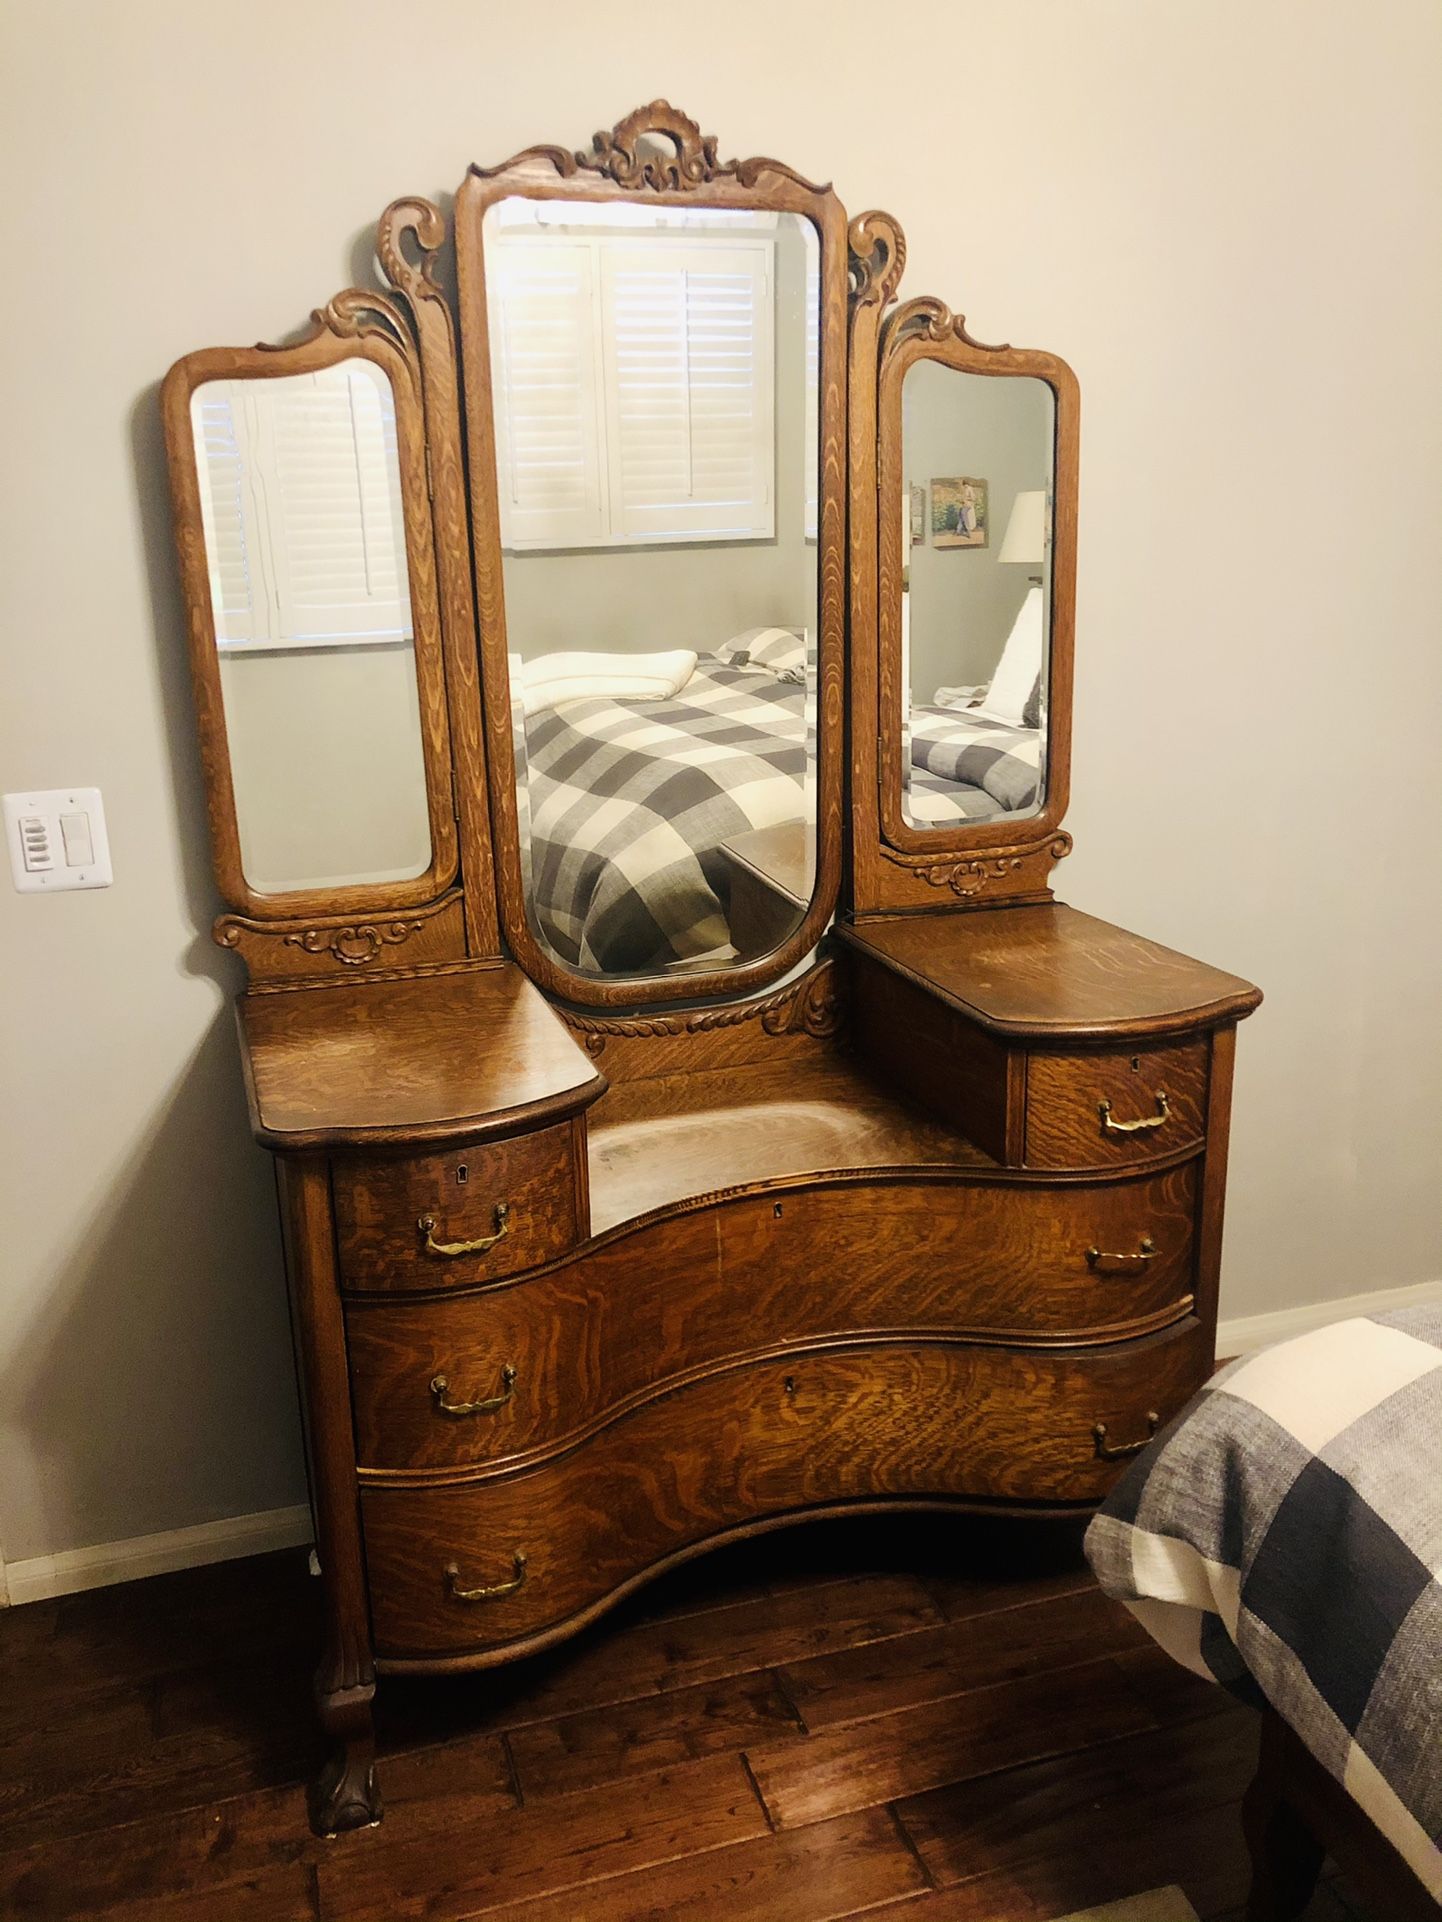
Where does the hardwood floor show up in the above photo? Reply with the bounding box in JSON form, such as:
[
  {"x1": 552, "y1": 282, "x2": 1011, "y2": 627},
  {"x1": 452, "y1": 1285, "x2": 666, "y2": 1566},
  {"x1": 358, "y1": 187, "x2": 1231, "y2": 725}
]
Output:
[{"x1": 0, "y1": 1516, "x2": 1365, "y2": 1921}]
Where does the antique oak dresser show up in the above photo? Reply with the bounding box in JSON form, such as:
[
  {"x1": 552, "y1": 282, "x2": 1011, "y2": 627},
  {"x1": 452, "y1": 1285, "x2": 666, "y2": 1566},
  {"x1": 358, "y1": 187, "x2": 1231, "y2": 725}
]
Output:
[{"x1": 160, "y1": 102, "x2": 1261, "y2": 1831}]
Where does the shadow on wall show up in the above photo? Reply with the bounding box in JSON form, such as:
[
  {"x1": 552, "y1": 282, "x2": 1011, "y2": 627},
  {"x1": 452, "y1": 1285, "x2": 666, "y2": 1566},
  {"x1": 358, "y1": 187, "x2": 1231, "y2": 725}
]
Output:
[
  {"x1": 0, "y1": 386, "x2": 308, "y2": 1566},
  {"x1": 3, "y1": 1013, "x2": 307, "y2": 1564}
]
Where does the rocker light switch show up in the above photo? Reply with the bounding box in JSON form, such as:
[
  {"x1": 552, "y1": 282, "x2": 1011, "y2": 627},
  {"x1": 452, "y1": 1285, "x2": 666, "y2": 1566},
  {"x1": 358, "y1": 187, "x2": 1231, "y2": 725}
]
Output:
[{"x1": 4, "y1": 788, "x2": 112, "y2": 892}]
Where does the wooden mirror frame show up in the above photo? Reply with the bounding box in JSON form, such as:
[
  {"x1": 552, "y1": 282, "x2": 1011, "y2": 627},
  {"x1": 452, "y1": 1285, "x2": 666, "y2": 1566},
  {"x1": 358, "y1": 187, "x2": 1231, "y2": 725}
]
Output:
[
  {"x1": 453, "y1": 101, "x2": 848, "y2": 1010},
  {"x1": 161, "y1": 296, "x2": 460, "y2": 929},
  {"x1": 847, "y1": 213, "x2": 1080, "y2": 915}
]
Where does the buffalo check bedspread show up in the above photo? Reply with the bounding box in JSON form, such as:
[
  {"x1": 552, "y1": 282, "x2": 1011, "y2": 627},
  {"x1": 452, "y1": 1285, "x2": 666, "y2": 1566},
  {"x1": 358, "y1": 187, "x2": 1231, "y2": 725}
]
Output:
[
  {"x1": 518, "y1": 656, "x2": 813, "y2": 975},
  {"x1": 906, "y1": 705, "x2": 1042, "y2": 823},
  {"x1": 1085, "y1": 1305, "x2": 1442, "y2": 1900}
]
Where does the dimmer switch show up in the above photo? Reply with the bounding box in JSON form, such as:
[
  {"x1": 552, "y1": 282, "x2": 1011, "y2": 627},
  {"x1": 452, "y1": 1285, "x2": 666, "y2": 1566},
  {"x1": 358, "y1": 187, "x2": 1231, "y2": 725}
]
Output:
[{"x1": 5, "y1": 788, "x2": 112, "y2": 892}]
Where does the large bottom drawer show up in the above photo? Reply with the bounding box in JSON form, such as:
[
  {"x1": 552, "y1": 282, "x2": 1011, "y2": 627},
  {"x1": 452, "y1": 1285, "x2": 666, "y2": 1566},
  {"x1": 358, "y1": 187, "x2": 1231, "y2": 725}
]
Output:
[{"x1": 362, "y1": 1319, "x2": 1207, "y2": 1661}]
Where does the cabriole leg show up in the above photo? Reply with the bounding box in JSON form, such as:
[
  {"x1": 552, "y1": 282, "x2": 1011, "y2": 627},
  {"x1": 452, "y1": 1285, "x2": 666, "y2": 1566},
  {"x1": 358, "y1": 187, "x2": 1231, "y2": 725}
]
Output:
[{"x1": 310, "y1": 1665, "x2": 381, "y2": 1836}]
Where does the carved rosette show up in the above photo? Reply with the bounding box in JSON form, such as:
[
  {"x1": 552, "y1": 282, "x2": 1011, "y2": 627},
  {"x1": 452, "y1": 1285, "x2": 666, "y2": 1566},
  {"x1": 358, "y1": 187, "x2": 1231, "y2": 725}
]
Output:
[
  {"x1": 281, "y1": 922, "x2": 425, "y2": 967},
  {"x1": 560, "y1": 959, "x2": 844, "y2": 1057},
  {"x1": 213, "y1": 889, "x2": 467, "y2": 984},
  {"x1": 471, "y1": 99, "x2": 827, "y2": 198},
  {"x1": 880, "y1": 833, "x2": 1072, "y2": 904}
]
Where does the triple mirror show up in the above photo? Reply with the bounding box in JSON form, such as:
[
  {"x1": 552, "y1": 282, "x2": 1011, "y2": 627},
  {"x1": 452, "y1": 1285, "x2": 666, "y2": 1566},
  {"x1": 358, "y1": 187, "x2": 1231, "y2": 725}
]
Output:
[{"x1": 163, "y1": 105, "x2": 1076, "y2": 1000}]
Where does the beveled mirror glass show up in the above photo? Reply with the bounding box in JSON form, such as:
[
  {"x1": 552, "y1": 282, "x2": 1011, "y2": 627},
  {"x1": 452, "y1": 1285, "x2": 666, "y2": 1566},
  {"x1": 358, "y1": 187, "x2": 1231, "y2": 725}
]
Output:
[
  {"x1": 189, "y1": 360, "x2": 433, "y2": 894},
  {"x1": 464, "y1": 166, "x2": 838, "y2": 996},
  {"x1": 900, "y1": 364, "x2": 1054, "y2": 829}
]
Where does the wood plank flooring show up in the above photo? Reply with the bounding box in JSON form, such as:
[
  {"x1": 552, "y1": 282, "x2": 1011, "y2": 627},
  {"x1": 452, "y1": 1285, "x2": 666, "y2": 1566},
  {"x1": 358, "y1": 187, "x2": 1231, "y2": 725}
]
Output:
[{"x1": 0, "y1": 1515, "x2": 1367, "y2": 1921}]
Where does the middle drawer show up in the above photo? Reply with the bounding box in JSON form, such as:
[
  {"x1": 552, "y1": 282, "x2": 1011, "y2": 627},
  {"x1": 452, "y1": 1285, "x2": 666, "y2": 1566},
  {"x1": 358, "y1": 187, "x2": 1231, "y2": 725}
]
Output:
[{"x1": 347, "y1": 1165, "x2": 1198, "y2": 1474}]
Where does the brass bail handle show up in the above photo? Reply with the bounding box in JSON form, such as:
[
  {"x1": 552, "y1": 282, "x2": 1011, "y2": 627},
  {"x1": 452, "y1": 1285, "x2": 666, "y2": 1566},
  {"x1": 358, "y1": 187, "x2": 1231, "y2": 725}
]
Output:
[
  {"x1": 1098, "y1": 1090, "x2": 1171, "y2": 1136},
  {"x1": 1093, "y1": 1411, "x2": 1159, "y2": 1461},
  {"x1": 445, "y1": 1551, "x2": 528, "y2": 1603},
  {"x1": 1086, "y1": 1237, "x2": 1157, "y2": 1272},
  {"x1": 418, "y1": 1200, "x2": 510, "y2": 1258},
  {"x1": 430, "y1": 1363, "x2": 518, "y2": 1419}
]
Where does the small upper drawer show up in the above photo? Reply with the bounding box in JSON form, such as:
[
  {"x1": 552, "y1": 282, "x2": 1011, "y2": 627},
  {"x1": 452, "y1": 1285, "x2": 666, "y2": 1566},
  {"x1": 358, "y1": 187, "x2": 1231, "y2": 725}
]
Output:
[
  {"x1": 1025, "y1": 1037, "x2": 1209, "y2": 1170},
  {"x1": 333, "y1": 1121, "x2": 583, "y2": 1291}
]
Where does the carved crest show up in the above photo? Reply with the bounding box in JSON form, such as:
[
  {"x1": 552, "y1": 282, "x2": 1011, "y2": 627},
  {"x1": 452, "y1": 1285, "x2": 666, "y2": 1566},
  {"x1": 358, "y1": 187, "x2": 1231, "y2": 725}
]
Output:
[{"x1": 472, "y1": 100, "x2": 827, "y2": 198}]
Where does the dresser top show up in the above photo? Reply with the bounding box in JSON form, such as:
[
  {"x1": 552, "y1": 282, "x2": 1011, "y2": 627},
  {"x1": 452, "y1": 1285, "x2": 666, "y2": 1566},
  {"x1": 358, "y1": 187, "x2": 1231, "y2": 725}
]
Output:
[
  {"x1": 839, "y1": 904, "x2": 1262, "y2": 1041},
  {"x1": 237, "y1": 963, "x2": 606, "y2": 1151}
]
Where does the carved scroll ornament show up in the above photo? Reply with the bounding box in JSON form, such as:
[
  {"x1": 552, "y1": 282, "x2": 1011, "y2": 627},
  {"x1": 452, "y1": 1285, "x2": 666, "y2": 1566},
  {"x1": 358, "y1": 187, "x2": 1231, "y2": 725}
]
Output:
[{"x1": 472, "y1": 99, "x2": 827, "y2": 197}]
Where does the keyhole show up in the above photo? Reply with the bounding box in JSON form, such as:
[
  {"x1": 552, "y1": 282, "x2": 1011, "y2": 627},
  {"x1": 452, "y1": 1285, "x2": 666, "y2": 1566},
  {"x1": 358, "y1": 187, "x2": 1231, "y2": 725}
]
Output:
[
  {"x1": 773, "y1": 1201, "x2": 784, "y2": 1219},
  {"x1": 456, "y1": 1164, "x2": 469, "y2": 1185},
  {"x1": 1129, "y1": 1057, "x2": 1141, "y2": 1073},
  {"x1": 784, "y1": 1376, "x2": 797, "y2": 1398}
]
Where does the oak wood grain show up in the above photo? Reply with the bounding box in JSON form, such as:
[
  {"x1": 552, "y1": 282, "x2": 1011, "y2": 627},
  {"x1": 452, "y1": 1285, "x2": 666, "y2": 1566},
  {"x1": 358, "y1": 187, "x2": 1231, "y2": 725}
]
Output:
[
  {"x1": 839, "y1": 905, "x2": 1262, "y2": 1041},
  {"x1": 237, "y1": 963, "x2": 604, "y2": 1149},
  {"x1": 334, "y1": 1121, "x2": 582, "y2": 1290},
  {"x1": 1024, "y1": 1037, "x2": 1209, "y2": 1170},
  {"x1": 359, "y1": 1323, "x2": 1207, "y2": 1659},
  {"x1": 345, "y1": 1163, "x2": 1199, "y2": 1474},
  {"x1": 587, "y1": 1056, "x2": 993, "y2": 1230}
]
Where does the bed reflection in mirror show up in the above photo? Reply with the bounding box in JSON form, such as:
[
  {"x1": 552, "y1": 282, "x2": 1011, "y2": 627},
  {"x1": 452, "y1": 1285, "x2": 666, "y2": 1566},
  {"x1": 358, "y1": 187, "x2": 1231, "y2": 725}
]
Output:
[
  {"x1": 484, "y1": 196, "x2": 820, "y2": 979},
  {"x1": 901, "y1": 363, "x2": 1054, "y2": 830}
]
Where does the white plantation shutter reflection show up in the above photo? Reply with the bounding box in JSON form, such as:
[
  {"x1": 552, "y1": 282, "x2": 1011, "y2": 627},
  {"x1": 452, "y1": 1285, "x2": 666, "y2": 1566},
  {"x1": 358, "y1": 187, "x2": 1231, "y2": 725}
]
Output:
[
  {"x1": 489, "y1": 240, "x2": 606, "y2": 549},
  {"x1": 266, "y1": 365, "x2": 411, "y2": 641},
  {"x1": 193, "y1": 394, "x2": 255, "y2": 642},
  {"x1": 601, "y1": 241, "x2": 773, "y2": 542},
  {"x1": 488, "y1": 229, "x2": 774, "y2": 549},
  {"x1": 191, "y1": 363, "x2": 412, "y2": 648}
]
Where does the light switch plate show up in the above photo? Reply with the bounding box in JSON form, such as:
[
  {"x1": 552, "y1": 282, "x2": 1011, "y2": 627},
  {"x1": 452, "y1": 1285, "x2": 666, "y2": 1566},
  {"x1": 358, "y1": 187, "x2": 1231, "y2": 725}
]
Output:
[{"x1": 4, "y1": 787, "x2": 113, "y2": 892}]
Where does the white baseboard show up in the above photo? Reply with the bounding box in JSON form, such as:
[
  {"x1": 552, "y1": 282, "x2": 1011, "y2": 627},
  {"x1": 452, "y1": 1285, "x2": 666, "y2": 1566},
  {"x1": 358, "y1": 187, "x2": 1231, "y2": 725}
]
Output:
[
  {"x1": 4, "y1": 1503, "x2": 313, "y2": 1607},
  {"x1": 1217, "y1": 1279, "x2": 1442, "y2": 1358},
  {"x1": 5, "y1": 1279, "x2": 1440, "y2": 1606}
]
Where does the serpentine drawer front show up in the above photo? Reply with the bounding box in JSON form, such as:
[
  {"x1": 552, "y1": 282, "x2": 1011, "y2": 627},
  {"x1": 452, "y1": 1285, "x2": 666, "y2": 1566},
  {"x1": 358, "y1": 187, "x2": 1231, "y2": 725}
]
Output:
[
  {"x1": 1024, "y1": 1037, "x2": 1210, "y2": 1170},
  {"x1": 360, "y1": 1318, "x2": 1209, "y2": 1660},
  {"x1": 332, "y1": 1121, "x2": 584, "y2": 1291},
  {"x1": 346, "y1": 1167, "x2": 1201, "y2": 1474}
]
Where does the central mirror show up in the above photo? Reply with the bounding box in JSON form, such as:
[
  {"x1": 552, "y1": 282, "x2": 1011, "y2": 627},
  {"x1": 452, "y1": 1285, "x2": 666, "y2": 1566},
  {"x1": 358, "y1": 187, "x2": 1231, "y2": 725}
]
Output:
[{"x1": 479, "y1": 194, "x2": 823, "y2": 982}]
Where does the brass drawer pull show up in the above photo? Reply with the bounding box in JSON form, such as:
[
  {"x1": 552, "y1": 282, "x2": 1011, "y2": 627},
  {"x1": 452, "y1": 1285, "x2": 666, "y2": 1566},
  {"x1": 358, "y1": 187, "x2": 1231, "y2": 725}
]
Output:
[
  {"x1": 1086, "y1": 1237, "x2": 1157, "y2": 1272},
  {"x1": 1098, "y1": 1090, "x2": 1171, "y2": 1135},
  {"x1": 418, "y1": 1200, "x2": 510, "y2": 1259},
  {"x1": 1093, "y1": 1412, "x2": 1159, "y2": 1461},
  {"x1": 445, "y1": 1551, "x2": 527, "y2": 1603},
  {"x1": 430, "y1": 1363, "x2": 517, "y2": 1419}
]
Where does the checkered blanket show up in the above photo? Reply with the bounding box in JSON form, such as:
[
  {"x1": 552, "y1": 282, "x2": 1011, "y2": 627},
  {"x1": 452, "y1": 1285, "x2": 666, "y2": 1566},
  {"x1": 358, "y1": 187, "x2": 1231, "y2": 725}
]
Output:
[
  {"x1": 906, "y1": 706, "x2": 1041, "y2": 824},
  {"x1": 518, "y1": 656, "x2": 812, "y2": 973},
  {"x1": 1085, "y1": 1306, "x2": 1442, "y2": 1900}
]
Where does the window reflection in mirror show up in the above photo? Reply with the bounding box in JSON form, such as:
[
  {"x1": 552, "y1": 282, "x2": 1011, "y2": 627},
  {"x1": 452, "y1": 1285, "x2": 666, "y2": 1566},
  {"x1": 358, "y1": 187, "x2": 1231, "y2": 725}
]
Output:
[
  {"x1": 190, "y1": 360, "x2": 433, "y2": 894},
  {"x1": 900, "y1": 363, "x2": 1054, "y2": 830},
  {"x1": 483, "y1": 196, "x2": 820, "y2": 979}
]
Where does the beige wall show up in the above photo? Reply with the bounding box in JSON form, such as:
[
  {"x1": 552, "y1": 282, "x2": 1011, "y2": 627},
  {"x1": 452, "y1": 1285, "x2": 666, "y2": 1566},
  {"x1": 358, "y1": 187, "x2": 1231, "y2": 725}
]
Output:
[{"x1": 1, "y1": 0, "x2": 1439, "y2": 1572}]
